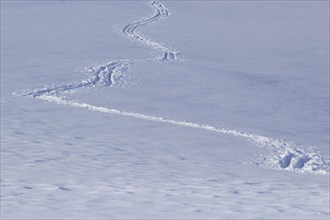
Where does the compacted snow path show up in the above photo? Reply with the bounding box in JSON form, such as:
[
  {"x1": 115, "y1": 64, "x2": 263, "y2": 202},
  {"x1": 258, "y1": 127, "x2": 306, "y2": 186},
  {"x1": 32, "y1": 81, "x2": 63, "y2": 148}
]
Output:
[
  {"x1": 123, "y1": 1, "x2": 179, "y2": 61},
  {"x1": 13, "y1": 1, "x2": 329, "y2": 174},
  {"x1": 39, "y1": 95, "x2": 329, "y2": 175}
]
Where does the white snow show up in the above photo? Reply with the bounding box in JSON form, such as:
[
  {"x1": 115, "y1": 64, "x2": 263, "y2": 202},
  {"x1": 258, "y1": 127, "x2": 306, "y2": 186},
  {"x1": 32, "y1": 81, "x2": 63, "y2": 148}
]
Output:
[{"x1": 1, "y1": 0, "x2": 329, "y2": 219}]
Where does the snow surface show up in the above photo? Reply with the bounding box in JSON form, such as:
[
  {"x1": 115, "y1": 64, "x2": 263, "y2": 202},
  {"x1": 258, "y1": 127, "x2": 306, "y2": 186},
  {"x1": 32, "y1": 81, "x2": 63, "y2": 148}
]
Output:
[{"x1": 1, "y1": 0, "x2": 329, "y2": 219}]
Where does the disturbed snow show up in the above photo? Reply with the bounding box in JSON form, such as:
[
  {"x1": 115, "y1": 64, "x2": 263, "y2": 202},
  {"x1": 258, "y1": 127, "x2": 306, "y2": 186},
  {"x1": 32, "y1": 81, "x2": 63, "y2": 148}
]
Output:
[{"x1": 1, "y1": 1, "x2": 329, "y2": 219}]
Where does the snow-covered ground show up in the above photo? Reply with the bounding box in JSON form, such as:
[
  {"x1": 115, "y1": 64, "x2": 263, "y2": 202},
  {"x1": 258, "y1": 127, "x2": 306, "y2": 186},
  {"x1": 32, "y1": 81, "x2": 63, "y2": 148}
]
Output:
[{"x1": 1, "y1": 1, "x2": 329, "y2": 219}]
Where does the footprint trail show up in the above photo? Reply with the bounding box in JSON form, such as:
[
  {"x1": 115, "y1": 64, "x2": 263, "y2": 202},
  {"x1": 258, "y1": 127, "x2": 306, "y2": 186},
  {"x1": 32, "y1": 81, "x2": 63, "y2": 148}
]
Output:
[{"x1": 13, "y1": 1, "x2": 329, "y2": 174}]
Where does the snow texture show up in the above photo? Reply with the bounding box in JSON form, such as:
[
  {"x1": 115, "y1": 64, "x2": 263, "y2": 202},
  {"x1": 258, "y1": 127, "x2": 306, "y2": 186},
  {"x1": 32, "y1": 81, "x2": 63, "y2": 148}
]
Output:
[{"x1": 1, "y1": 0, "x2": 329, "y2": 219}]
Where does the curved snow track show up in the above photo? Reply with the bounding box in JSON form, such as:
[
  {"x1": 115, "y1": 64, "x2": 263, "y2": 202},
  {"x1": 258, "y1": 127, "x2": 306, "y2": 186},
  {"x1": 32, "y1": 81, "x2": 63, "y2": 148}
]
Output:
[
  {"x1": 13, "y1": 1, "x2": 178, "y2": 97},
  {"x1": 123, "y1": 1, "x2": 179, "y2": 61},
  {"x1": 15, "y1": 61, "x2": 131, "y2": 97},
  {"x1": 13, "y1": 1, "x2": 329, "y2": 174}
]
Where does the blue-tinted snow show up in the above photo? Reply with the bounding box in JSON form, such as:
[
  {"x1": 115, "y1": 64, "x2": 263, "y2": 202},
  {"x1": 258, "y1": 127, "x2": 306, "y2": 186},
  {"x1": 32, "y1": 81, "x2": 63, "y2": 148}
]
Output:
[{"x1": 1, "y1": 1, "x2": 329, "y2": 219}]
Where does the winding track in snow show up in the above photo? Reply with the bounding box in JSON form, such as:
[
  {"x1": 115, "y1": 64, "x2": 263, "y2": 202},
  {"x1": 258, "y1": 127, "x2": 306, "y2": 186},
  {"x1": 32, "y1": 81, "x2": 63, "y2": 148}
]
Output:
[
  {"x1": 123, "y1": 1, "x2": 179, "y2": 61},
  {"x1": 16, "y1": 61, "x2": 131, "y2": 97},
  {"x1": 13, "y1": 1, "x2": 329, "y2": 174},
  {"x1": 14, "y1": 1, "x2": 178, "y2": 98}
]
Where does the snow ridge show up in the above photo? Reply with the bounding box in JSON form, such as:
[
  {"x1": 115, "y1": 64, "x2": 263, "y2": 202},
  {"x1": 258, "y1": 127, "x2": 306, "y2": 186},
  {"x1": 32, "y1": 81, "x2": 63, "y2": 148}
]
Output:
[{"x1": 13, "y1": 1, "x2": 329, "y2": 174}]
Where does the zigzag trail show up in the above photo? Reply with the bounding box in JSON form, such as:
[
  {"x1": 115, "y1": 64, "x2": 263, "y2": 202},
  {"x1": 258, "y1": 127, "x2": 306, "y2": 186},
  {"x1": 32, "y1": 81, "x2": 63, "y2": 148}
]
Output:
[
  {"x1": 13, "y1": 1, "x2": 178, "y2": 98},
  {"x1": 13, "y1": 1, "x2": 329, "y2": 174}
]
